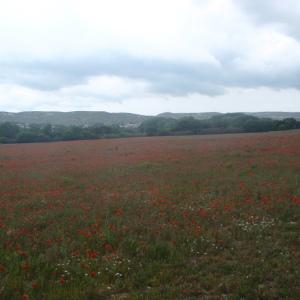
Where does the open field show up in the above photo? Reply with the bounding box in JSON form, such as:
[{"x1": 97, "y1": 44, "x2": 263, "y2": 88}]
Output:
[{"x1": 0, "y1": 131, "x2": 300, "y2": 299}]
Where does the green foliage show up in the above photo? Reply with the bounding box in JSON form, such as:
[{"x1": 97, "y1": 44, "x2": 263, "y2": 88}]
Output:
[
  {"x1": 147, "y1": 243, "x2": 173, "y2": 261},
  {"x1": 139, "y1": 117, "x2": 177, "y2": 136},
  {"x1": 1, "y1": 113, "x2": 300, "y2": 143},
  {"x1": 140, "y1": 114, "x2": 300, "y2": 137},
  {"x1": 175, "y1": 117, "x2": 209, "y2": 134},
  {"x1": 0, "y1": 122, "x2": 20, "y2": 141}
]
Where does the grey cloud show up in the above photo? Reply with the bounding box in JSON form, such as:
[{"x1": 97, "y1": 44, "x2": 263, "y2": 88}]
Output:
[
  {"x1": 236, "y1": 0, "x2": 300, "y2": 40},
  {"x1": 0, "y1": 53, "x2": 226, "y2": 96},
  {"x1": 1, "y1": 48, "x2": 300, "y2": 98}
]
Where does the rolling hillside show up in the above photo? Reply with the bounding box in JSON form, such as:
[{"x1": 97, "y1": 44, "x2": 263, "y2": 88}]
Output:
[{"x1": 0, "y1": 111, "x2": 300, "y2": 126}]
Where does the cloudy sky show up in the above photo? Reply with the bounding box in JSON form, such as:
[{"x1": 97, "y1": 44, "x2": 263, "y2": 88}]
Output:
[{"x1": 0, "y1": 0, "x2": 300, "y2": 114}]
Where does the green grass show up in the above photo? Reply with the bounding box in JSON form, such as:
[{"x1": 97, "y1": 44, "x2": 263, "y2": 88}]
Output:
[{"x1": 0, "y1": 133, "x2": 299, "y2": 299}]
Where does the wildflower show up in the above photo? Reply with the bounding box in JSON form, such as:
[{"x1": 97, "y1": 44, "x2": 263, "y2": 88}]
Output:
[
  {"x1": 90, "y1": 271, "x2": 97, "y2": 278},
  {"x1": 114, "y1": 208, "x2": 124, "y2": 217},
  {"x1": 104, "y1": 243, "x2": 113, "y2": 252},
  {"x1": 182, "y1": 211, "x2": 189, "y2": 218},
  {"x1": 0, "y1": 264, "x2": 5, "y2": 273},
  {"x1": 87, "y1": 249, "x2": 99, "y2": 259},
  {"x1": 22, "y1": 293, "x2": 29, "y2": 300},
  {"x1": 21, "y1": 262, "x2": 30, "y2": 272},
  {"x1": 261, "y1": 196, "x2": 270, "y2": 205},
  {"x1": 32, "y1": 282, "x2": 39, "y2": 289},
  {"x1": 292, "y1": 196, "x2": 300, "y2": 205},
  {"x1": 197, "y1": 208, "x2": 207, "y2": 217}
]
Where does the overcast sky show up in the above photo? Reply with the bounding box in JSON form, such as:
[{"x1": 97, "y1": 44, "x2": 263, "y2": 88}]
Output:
[{"x1": 0, "y1": 0, "x2": 300, "y2": 114}]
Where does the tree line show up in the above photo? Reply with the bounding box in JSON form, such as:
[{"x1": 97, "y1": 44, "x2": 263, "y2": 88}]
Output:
[
  {"x1": 139, "y1": 113, "x2": 300, "y2": 136},
  {"x1": 1, "y1": 113, "x2": 300, "y2": 143}
]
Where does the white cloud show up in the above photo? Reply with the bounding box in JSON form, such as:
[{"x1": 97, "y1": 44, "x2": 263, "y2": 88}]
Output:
[
  {"x1": 60, "y1": 76, "x2": 149, "y2": 99},
  {"x1": 0, "y1": 0, "x2": 300, "y2": 112}
]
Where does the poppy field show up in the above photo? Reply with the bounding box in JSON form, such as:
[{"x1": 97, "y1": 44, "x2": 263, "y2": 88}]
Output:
[{"x1": 0, "y1": 131, "x2": 300, "y2": 299}]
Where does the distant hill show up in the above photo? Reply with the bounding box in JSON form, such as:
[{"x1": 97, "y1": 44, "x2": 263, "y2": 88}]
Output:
[
  {"x1": 249, "y1": 112, "x2": 300, "y2": 120},
  {"x1": 157, "y1": 112, "x2": 221, "y2": 120},
  {"x1": 158, "y1": 112, "x2": 300, "y2": 120},
  {"x1": 0, "y1": 111, "x2": 150, "y2": 127},
  {"x1": 0, "y1": 111, "x2": 299, "y2": 126}
]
